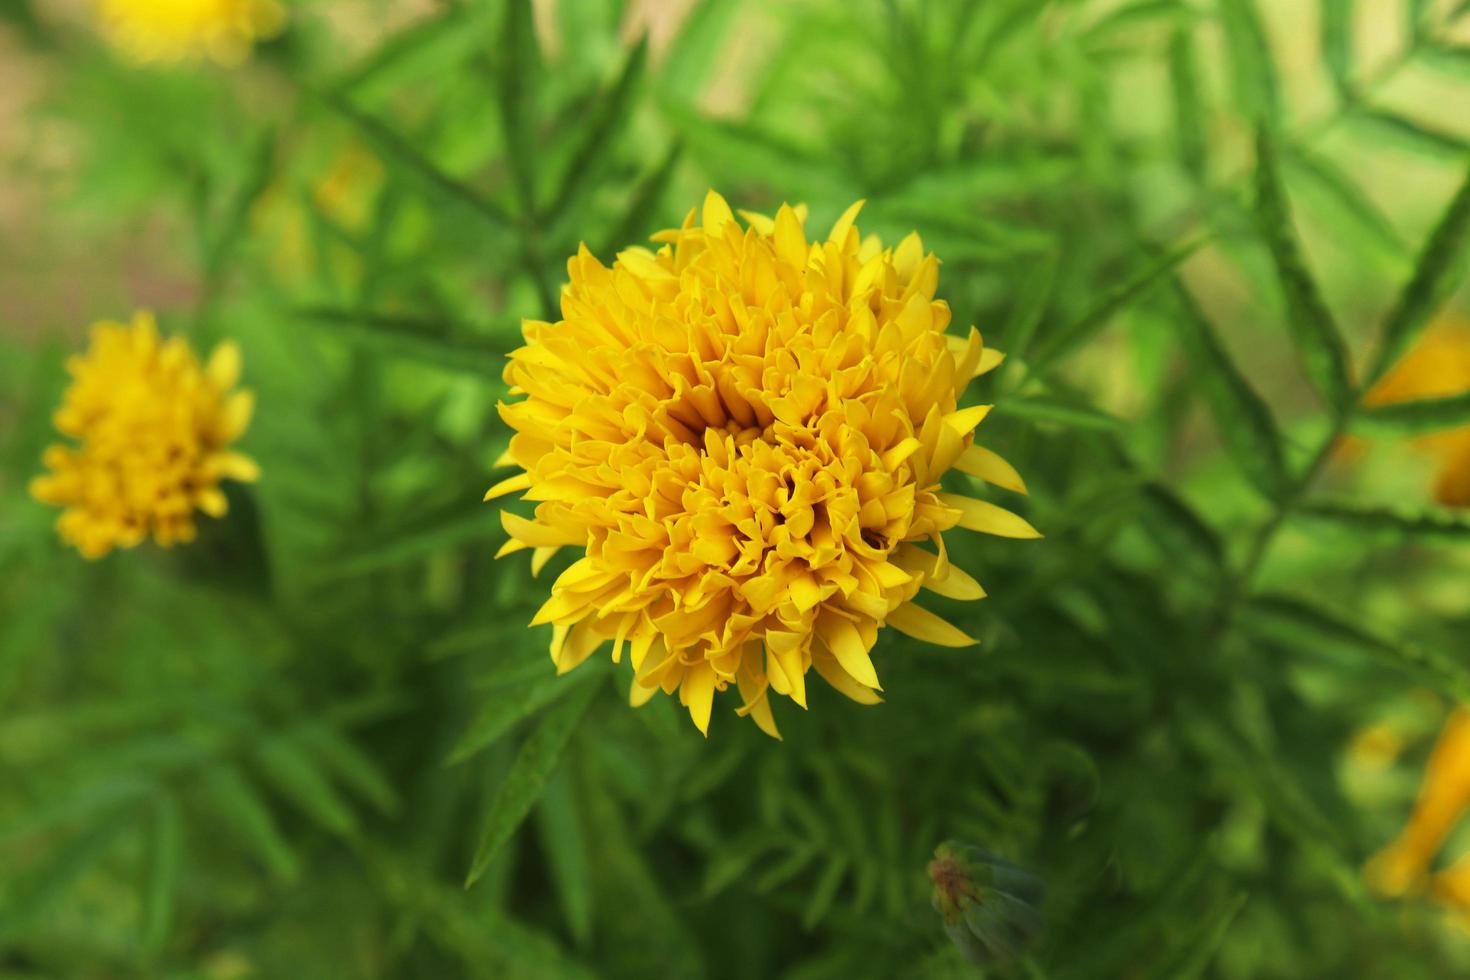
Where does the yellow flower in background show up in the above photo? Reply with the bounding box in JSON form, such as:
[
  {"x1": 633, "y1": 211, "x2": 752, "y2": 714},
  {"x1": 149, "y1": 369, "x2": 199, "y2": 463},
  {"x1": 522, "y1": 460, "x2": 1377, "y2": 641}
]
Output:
[
  {"x1": 488, "y1": 192, "x2": 1036, "y2": 736},
  {"x1": 30, "y1": 312, "x2": 259, "y2": 559},
  {"x1": 252, "y1": 144, "x2": 385, "y2": 288},
  {"x1": 1366, "y1": 708, "x2": 1470, "y2": 898},
  {"x1": 97, "y1": 0, "x2": 286, "y2": 66},
  {"x1": 1364, "y1": 317, "x2": 1470, "y2": 508}
]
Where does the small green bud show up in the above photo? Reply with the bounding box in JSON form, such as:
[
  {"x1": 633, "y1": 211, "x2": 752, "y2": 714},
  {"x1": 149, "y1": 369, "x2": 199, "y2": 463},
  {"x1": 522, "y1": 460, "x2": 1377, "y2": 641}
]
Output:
[{"x1": 928, "y1": 842, "x2": 1044, "y2": 967}]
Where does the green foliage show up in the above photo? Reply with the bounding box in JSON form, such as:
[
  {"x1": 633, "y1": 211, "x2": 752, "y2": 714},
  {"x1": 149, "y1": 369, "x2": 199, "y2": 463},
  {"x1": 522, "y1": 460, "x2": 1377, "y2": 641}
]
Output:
[{"x1": 4, "y1": 0, "x2": 1470, "y2": 978}]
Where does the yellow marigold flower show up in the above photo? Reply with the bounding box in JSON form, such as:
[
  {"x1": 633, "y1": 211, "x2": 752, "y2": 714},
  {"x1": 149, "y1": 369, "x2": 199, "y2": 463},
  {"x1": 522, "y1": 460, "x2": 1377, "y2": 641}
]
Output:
[
  {"x1": 1364, "y1": 316, "x2": 1470, "y2": 508},
  {"x1": 96, "y1": 0, "x2": 286, "y2": 66},
  {"x1": 488, "y1": 192, "x2": 1036, "y2": 736},
  {"x1": 30, "y1": 312, "x2": 259, "y2": 559},
  {"x1": 1365, "y1": 707, "x2": 1470, "y2": 898}
]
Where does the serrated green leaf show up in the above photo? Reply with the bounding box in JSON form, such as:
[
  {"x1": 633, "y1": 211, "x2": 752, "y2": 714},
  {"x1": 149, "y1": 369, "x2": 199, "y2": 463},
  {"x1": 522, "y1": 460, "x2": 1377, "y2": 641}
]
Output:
[
  {"x1": 999, "y1": 250, "x2": 1057, "y2": 371},
  {"x1": 1367, "y1": 160, "x2": 1470, "y2": 385},
  {"x1": 1027, "y1": 238, "x2": 1201, "y2": 377},
  {"x1": 255, "y1": 736, "x2": 358, "y2": 837},
  {"x1": 1219, "y1": 0, "x2": 1280, "y2": 123},
  {"x1": 1240, "y1": 593, "x2": 1470, "y2": 698},
  {"x1": 1320, "y1": 0, "x2": 1353, "y2": 95},
  {"x1": 1347, "y1": 110, "x2": 1470, "y2": 160},
  {"x1": 1168, "y1": 25, "x2": 1207, "y2": 182},
  {"x1": 1284, "y1": 147, "x2": 1407, "y2": 260},
  {"x1": 140, "y1": 795, "x2": 181, "y2": 953},
  {"x1": 547, "y1": 38, "x2": 648, "y2": 226},
  {"x1": 1354, "y1": 391, "x2": 1470, "y2": 434},
  {"x1": 199, "y1": 765, "x2": 298, "y2": 881},
  {"x1": 534, "y1": 771, "x2": 593, "y2": 945},
  {"x1": 1001, "y1": 395, "x2": 1127, "y2": 432},
  {"x1": 1254, "y1": 128, "x2": 1354, "y2": 412},
  {"x1": 1295, "y1": 500, "x2": 1470, "y2": 542},
  {"x1": 320, "y1": 90, "x2": 515, "y2": 230},
  {"x1": 1139, "y1": 483, "x2": 1225, "y2": 577},
  {"x1": 465, "y1": 679, "x2": 598, "y2": 887},
  {"x1": 447, "y1": 666, "x2": 601, "y2": 766},
  {"x1": 1172, "y1": 281, "x2": 1288, "y2": 500}
]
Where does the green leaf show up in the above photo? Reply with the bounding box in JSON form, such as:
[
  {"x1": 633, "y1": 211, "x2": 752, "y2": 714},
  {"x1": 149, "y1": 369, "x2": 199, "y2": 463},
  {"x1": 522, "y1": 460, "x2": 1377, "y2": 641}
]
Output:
[
  {"x1": 1240, "y1": 593, "x2": 1470, "y2": 698},
  {"x1": 320, "y1": 90, "x2": 515, "y2": 230},
  {"x1": 465, "y1": 679, "x2": 599, "y2": 887},
  {"x1": 1417, "y1": 45, "x2": 1470, "y2": 83},
  {"x1": 1001, "y1": 395, "x2": 1127, "y2": 433},
  {"x1": 801, "y1": 855, "x2": 849, "y2": 931},
  {"x1": 297, "y1": 723, "x2": 399, "y2": 815},
  {"x1": 1218, "y1": 0, "x2": 1280, "y2": 123},
  {"x1": 1283, "y1": 147, "x2": 1407, "y2": 260},
  {"x1": 534, "y1": 770, "x2": 594, "y2": 945},
  {"x1": 700, "y1": 832, "x2": 784, "y2": 900},
  {"x1": 255, "y1": 736, "x2": 358, "y2": 837},
  {"x1": 547, "y1": 38, "x2": 649, "y2": 225},
  {"x1": 1347, "y1": 110, "x2": 1470, "y2": 160},
  {"x1": 1144, "y1": 890, "x2": 1249, "y2": 980},
  {"x1": 199, "y1": 765, "x2": 298, "y2": 881},
  {"x1": 1295, "y1": 500, "x2": 1470, "y2": 543},
  {"x1": 658, "y1": 0, "x2": 743, "y2": 98},
  {"x1": 999, "y1": 250, "x2": 1057, "y2": 370},
  {"x1": 1168, "y1": 25, "x2": 1208, "y2": 182},
  {"x1": 0, "y1": 818, "x2": 131, "y2": 944},
  {"x1": 1353, "y1": 391, "x2": 1470, "y2": 434},
  {"x1": 594, "y1": 140, "x2": 684, "y2": 258},
  {"x1": 1367, "y1": 160, "x2": 1470, "y2": 385},
  {"x1": 317, "y1": 506, "x2": 504, "y2": 580},
  {"x1": 139, "y1": 796, "x2": 182, "y2": 953},
  {"x1": 1320, "y1": 0, "x2": 1353, "y2": 95},
  {"x1": 1027, "y1": 238, "x2": 1202, "y2": 377},
  {"x1": 1253, "y1": 128, "x2": 1354, "y2": 413},
  {"x1": 1139, "y1": 483, "x2": 1225, "y2": 577},
  {"x1": 1172, "y1": 281, "x2": 1288, "y2": 500},
  {"x1": 295, "y1": 307, "x2": 510, "y2": 374},
  {"x1": 447, "y1": 666, "x2": 600, "y2": 766},
  {"x1": 496, "y1": 0, "x2": 541, "y2": 213}
]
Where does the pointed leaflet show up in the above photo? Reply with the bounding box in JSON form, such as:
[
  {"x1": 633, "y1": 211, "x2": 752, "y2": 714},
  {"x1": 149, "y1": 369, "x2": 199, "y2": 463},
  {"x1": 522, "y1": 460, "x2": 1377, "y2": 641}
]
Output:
[
  {"x1": 254, "y1": 736, "x2": 358, "y2": 836},
  {"x1": 140, "y1": 796, "x2": 182, "y2": 953},
  {"x1": 1241, "y1": 593, "x2": 1470, "y2": 699},
  {"x1": 296, "y1": 307, "x2": 508, "y2": 375},
  {"x1": 320, "y1": 90, "x2": 514, "y2": 230},
  {"x1": 1320, "y1": 0, "x2": 1353, "y2": 96},
  {"x1": 1284, "y1": 147, "x2": 1406, "y2": 260},
  {"x1": 199, "y1": 765, "x2": 298, "y2": 881},
  {"x1": 1218, "y1": 0, "x2": 1280, "y2": 123},
  {"x1": 1348, "y1": 110, "x2": 1470, "y2": 161},
  {"x1": 1027, "y1": 238, "x2": 1201, "y2": 378},
  {"x1": 1168, "y1": 24, "x2": 1207, "y2": 182},
  {"x1": 1367, "y1": 160, "x2": 1470, "y2": 386},
  {"x1": 466, "y1": 678, "x2": 599, "y2": 887},
  {"x1": 1172, "y1": 280, "x2": 1288, "y2": 500},
  {"x1": 1254, "y1": 128, "x2": 1353, "y2": 413},
  {"x1": 999, "y1": 250, "x2": 1057, "y2": 374},
  {"x1": 548, "y1": 38, "x2": 649, "y2": 225},
  {"x1": 534, "y1": 771, "x2": 594, "y2": 945},
  {"x1": 1354, "y1": 391, "x2": 1470, "y2": 435},
  {"x1": 1296, "y1": 500, "x2": 1470, "y2": 543}
]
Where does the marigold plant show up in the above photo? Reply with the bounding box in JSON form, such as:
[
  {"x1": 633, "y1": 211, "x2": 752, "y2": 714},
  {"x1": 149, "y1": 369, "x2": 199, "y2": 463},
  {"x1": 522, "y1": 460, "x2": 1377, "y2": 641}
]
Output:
[
  {"x1": 488, "y1": 192, "x2": 1037, "y2": 735},
  {"x1": 96, "y1": 0, "x2": 286, "y2": 66},
  {"x1": 30, "y1": 311, "x2": 259, "y2": 559}
]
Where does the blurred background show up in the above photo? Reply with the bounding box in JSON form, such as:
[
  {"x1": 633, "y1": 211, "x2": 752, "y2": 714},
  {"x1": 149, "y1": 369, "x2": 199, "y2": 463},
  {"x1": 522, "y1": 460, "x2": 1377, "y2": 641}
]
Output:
[{"x1": 2, "y1": 0, "x2": 1470, "y2": 977}]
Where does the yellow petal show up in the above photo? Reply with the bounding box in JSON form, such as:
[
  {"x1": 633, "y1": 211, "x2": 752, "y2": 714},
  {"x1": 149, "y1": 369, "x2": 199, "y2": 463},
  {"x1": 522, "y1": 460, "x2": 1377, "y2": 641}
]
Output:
[
  {"x1": 955, "y1": 445, "x2": 1028, "y2": 495},
  {"x1": 974, "y1": 347, "x2": 1005, "y2": 378},
  {"x1": 886, "y1": 602, "x2": 977, "y2": 647},
  {"x1": 944, "y1": 404, "x2": 992, "y2": 438},
  {"x1": 827, "y1": 199, "x2": 866, "y2": 246},
  {"x1": 206, "y1": 341, "x2": 242, "y2": 391},
  {"x1": 819, "y1": 616, "x2": 881, "y2": 690},
  {"x1": 812, "y1": 650, "x2": 883, "y2": 705},
  {"x1": 702, "y1": 190, "x2": 735, "y2": 232},
  {"x1": 937, "y1": 493, "x2": 1042, "y2": 539},
  {"x1": 530, "y1": 546, "x2": 559, "y2": 577},
  {"x1": 220, "y1": 390, "x2": 255, "y2": 441},
  {"x1": 683, "y1": 667, "x2": 716, "y2": 736},
  {"x1": 484, "y1": 473, "x2": 532, "y2": 501}
]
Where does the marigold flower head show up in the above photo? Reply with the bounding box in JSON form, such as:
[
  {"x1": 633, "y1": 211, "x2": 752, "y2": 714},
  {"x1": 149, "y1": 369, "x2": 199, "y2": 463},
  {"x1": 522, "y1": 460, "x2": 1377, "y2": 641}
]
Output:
[
  {"x1": 96, "y1": 0, "x2": 286, "y2": 66},
  {"x1": 488, "y1": 192, "x2": 1037, "y2": 736},
  {"x1": 1364, "y1": 316, "x2": 1470, "y2": 508},
  {"x1": 30, "y1": 311, "x2": 259, "y2": 559}
]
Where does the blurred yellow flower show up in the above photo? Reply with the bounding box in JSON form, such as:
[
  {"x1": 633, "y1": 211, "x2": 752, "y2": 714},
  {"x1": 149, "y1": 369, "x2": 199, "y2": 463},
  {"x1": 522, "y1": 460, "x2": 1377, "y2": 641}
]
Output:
[
  {"x1": 30, "y1": 312, "x2": 259, "y2": 559},
  {"x1": 1364, "y1": 317, "x2": 1470, "y2": 508},
  {"x1": 251, "y1": 144, "x2": 384, "y2": 288},
  {"x1": 97, "y1": 0, "x2": 286, "y2": 66},
  {"x1": 1366, "y1": 708, "x2": 1470, "y2": 898},
  {"x1": 488, "y1": 192, "x2": 1036, "y2": 736}
]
